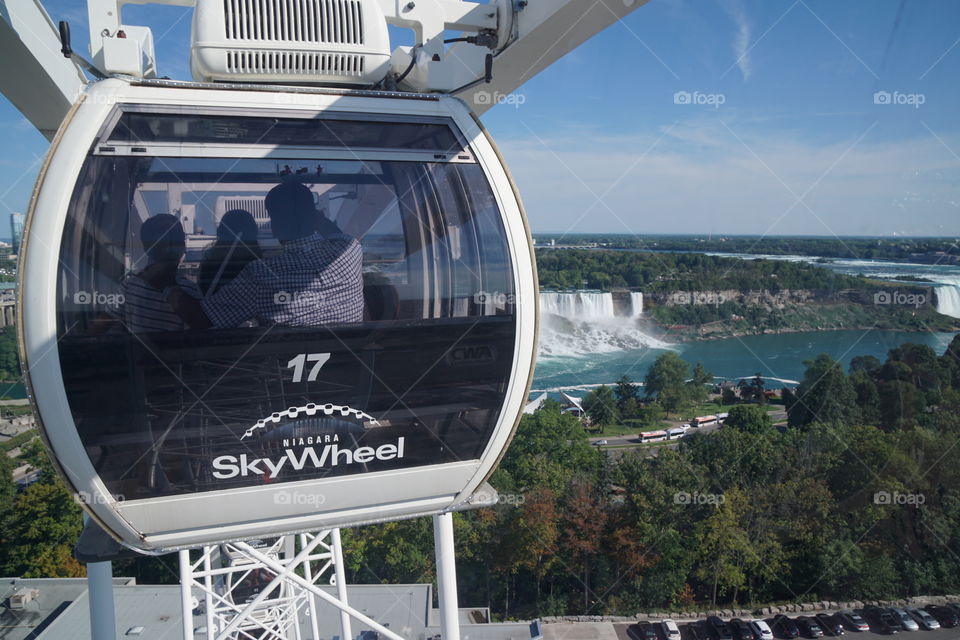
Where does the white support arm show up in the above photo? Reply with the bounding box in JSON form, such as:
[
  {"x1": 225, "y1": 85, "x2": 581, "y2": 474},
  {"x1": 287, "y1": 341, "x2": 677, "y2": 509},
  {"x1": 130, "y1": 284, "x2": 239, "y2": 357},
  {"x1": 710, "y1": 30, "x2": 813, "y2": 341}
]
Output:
[
  {"x1": 0, "y1": 0, "x2": 88, "y2": 140},
  {"x1": 378, "y1": 0, "x2": 650, "y2": 111},
  {"x1": 455, "y1": 0, "x2": 653, "y2": 114}
]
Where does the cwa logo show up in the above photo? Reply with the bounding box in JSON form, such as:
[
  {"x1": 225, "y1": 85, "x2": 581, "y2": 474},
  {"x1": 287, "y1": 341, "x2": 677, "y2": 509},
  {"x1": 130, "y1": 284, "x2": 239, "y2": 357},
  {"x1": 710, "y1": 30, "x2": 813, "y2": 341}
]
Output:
[{"x1": 447, "y1": 344, "x2": 497, "y2": 365}]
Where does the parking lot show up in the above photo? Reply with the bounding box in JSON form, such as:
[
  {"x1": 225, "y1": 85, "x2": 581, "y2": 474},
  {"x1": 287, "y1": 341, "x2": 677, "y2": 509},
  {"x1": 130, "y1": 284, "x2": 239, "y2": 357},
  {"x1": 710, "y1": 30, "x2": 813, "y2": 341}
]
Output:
[{"x1": 614, "y1": 621, "x2": 960, "y2": 640}]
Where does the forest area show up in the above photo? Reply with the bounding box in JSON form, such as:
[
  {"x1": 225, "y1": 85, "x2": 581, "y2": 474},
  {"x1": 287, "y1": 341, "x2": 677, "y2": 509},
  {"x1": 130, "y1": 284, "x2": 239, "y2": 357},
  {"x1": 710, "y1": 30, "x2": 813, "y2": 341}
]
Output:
[
  {"x1": 536, "y1": 236, "x2": 959, "y2": 263},
  {"x1": 5, "y1": 336, "x2": 959, "y2": 619}
]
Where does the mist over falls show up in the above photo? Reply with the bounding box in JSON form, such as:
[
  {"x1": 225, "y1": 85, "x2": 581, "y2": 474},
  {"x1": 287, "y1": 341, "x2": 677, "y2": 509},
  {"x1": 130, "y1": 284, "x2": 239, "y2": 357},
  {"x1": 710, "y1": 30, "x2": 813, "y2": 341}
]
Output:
[{"x1": 538, "y1": 291, "x2": 669, "y2": 357}]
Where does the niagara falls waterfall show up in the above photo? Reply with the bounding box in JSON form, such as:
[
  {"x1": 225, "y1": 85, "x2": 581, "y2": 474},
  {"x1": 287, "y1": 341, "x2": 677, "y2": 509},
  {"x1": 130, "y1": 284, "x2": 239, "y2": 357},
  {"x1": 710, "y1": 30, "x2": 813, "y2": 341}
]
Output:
[
  {"x1": 538, "y1": 291, "x2": 667, "y2": 357},
  {"x1": 937, "y1": 284, "x2": 960, "y2": 319}
]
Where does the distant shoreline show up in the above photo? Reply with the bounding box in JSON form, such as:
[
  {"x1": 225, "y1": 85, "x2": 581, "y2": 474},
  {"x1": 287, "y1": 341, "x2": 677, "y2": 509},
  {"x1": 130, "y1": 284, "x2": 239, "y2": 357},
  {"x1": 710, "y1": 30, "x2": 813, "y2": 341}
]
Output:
[{"x1": 661, "y1": 324, "x2": 960, "y2": 344}]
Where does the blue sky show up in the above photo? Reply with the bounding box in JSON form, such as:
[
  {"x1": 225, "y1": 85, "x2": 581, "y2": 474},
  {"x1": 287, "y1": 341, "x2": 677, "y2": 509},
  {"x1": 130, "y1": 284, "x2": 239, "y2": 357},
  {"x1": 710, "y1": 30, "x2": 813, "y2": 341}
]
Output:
[{"x1": 1, "y1": 0, "x2": 958, "y2": 236}]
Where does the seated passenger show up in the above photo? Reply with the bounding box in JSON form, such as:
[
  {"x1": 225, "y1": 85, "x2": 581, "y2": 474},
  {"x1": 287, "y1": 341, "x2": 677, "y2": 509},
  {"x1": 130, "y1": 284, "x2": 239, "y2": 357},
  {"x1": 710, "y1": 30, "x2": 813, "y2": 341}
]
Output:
[
  {"x1": 166, "y1": 182, "x2": 363, "y2": 328},
  {"x1": 123, "y1": 214, "x2": 202, "y2": 333},
  {"x1": 198, "y1": 209, "x2": 263, "y2": 295}
]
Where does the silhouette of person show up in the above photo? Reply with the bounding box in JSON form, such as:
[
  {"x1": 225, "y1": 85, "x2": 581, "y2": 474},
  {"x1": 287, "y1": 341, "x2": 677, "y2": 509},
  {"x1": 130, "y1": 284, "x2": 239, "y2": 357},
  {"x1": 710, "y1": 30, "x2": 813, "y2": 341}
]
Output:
[
  {"x1": 198, "y1": 209, "x2": 263, "y2": 295},
  {"x1": 123, "y1": 214, "x2": 202, "y2": 333},
  {"x1": 166, "y1": 182, "x2": 363, "y2": 328}
]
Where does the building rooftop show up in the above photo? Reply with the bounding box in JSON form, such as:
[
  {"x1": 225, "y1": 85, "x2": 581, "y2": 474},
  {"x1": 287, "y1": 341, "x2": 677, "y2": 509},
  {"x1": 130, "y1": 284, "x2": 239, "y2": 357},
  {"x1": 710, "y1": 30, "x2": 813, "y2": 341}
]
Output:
[{"x1": 0, "y1": 577, "x2": 535, "y2": 640}]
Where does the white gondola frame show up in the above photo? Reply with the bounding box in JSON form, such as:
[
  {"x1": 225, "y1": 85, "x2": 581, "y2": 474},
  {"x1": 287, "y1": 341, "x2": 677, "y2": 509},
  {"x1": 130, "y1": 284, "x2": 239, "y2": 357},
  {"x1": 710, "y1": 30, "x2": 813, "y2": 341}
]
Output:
[{"x1": 18, "y1": 78, "x2": 537, "y2": 552}]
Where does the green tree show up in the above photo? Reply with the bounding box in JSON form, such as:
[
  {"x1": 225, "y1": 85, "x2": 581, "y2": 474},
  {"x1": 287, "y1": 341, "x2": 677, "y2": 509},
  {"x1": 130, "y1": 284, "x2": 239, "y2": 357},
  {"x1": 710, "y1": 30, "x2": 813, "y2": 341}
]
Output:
[
  {"x1": 0, "y1": 481, "x2": 84, "y2": 577},
  {"x1": 583, "y1": 386, "x2": 619, "y2": 431},
  {"x1": 637, "y1": 401, "x2": 665, "y2": 427},
  {"x1": 849, "y1": 355, "x2": 882, "y2": 375},
  {"x1": 614, "y1": 375, "x2": 639, "y2": 411},
  {"x1": 0, "y1": 327, "x2": 21, "y2": 380},
  {"x1": 788, "y1": 354, "x2": 857, "y2": 428},
  {"x1": 496, "y1": 487, "x2": 559, "y2": 609},
  {"x1": 645, "y1": 352, "x2": 690, "y2": 413},
  {"x1": 851, "y1": 370, "x2": 881, "y2": 425},
  {"x1": 738, "y1": 373, "x2": 767, "y2": 404},
  {"x1": 560, "y1": 478, "x2": 607, "y2": 612},
  {"x1": 878, "y1": 379, "x2": 919, "y2": 430},
  {"x1": 342, "y1": 517, "x2": 434, "y2": 584},
  {"x1": 498, "y1": 401, "x2": 598, "y2": 492},
  {"x1": 693, "y1": 489, "x2": 750, "y2": 605},
  {"x1": 687, "y1": 362, "x2": 713, "y2": 404},
  {"x1": 724, "y1": 405, "x2": 773, "y2": 434},
  {"x1": 721, "y1": 384, "x2": 740, "y2": 405}
]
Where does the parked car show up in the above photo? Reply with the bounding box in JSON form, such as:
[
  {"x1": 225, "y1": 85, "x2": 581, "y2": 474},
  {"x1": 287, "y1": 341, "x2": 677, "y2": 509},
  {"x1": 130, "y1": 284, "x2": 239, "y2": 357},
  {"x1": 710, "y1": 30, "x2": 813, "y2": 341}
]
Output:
[
  {"x1": 906, "y1": 608, "x2": 939, "y2": 631},
  {"x1": 632, "y1": 622, "x2": 659, "y2": 640},
  {"x1": 689, "y1": 622, "x2": 708, "y2": 640},
  {"x1": 731, "y1": 619, "x2": 756, "y2": 640},
  {"x1": 923, "y1": 605, "x2": 958, "y2": 628},
  {"x1": 662, "y1": 619, "x2": 681, "y2": 640},
  {"x1": 796, "y1": 617, "x2": 823, "y2": 639},
  {"x1": 838, "y1": 611, "x2": 869, "y2": 632},
  {"x1": 772, "y1": 615, "x2": 800, "y2": 639},
  {"x1": 866, "y1": 609, "x2": 901, "y2": 635},
  {"x1": 750, "y1": 620, "x2": 774, "y2": 640},
  {"x1": 888, "y1": 608, "x2": 917, "y2": 632},
  {"x1": 815, "y1": 614, "x2": 843, "y2": 636},
  {"x1": 707, "y1": 616, "x2": 734, "y2": 640}
]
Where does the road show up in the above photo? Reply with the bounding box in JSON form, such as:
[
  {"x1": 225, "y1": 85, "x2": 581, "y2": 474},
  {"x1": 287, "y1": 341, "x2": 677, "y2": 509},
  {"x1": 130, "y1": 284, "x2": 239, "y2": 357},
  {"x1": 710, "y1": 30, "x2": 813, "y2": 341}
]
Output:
[{"x1": 588, "y1": 407, "x2": 788, "y2": 451}]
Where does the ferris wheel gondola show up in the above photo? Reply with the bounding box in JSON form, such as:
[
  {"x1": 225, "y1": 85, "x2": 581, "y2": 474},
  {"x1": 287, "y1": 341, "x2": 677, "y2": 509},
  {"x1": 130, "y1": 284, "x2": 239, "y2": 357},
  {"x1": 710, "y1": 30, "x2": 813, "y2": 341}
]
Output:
[{"x1": 18, "y1": 75, "x2": 537, "y2": 552}]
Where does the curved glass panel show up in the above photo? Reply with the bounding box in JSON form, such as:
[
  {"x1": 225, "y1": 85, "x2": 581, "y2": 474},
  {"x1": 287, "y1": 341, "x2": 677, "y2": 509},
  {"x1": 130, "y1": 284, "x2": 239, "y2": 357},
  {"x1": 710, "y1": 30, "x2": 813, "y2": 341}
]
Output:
[{"x1": 54, "y1": 111, "x2": 516, "y2": 500}]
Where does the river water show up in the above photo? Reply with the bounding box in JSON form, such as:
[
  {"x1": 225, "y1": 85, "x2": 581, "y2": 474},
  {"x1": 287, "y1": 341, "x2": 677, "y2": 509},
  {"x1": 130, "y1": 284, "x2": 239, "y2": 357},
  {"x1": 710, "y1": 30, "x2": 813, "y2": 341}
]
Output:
[{"x1": 533, "y1": 329, "x2": 955, "y2": 392}]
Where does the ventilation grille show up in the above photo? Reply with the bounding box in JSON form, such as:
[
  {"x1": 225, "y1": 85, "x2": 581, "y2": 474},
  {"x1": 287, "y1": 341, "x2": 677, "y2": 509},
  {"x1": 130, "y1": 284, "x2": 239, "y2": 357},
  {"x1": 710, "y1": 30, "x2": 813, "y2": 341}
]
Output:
[
  {"x1": 219, "y1": 197, "x2": 270, "y2": 231},
  {"x1": 226, "y1": 50, "x2": 365, "y2": 75},
  {"x1": 223, "y1": 0, "x2": 365, "y2": 45}
]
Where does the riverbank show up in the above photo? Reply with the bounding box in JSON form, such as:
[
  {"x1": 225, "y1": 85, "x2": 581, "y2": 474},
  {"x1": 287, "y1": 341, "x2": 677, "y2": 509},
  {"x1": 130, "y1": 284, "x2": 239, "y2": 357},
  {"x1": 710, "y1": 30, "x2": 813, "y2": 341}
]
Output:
[
  {"x1": 661, "y1": 321, "x2": 960, "y2": 344},
  {"x1": 647, "y1": 302, "x2": 960, "y2": 343}
]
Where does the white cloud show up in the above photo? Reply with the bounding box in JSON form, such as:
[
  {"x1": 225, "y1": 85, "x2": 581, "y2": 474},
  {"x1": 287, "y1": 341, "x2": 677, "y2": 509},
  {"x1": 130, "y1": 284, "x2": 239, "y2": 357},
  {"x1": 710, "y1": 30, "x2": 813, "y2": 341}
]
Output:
[
  {"x1": 724, "y1": 0, "x2": 753, "y2": 81},
  {"x1": 495, "y1": 118, "x2": 960, "y2": 237}
]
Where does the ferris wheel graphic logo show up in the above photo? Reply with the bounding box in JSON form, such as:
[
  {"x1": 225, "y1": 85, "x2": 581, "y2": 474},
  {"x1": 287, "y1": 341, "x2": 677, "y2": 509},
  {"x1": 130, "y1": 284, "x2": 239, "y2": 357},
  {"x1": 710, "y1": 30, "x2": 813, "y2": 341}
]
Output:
[{"x1": 240, "y1": 403, "x2": 381, "y2": 440}]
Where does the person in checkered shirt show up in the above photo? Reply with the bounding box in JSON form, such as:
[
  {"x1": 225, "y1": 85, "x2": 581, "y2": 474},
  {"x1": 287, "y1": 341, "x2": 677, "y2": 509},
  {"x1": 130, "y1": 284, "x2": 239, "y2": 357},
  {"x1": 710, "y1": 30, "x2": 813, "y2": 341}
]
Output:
[{"x1": 166, "y1": 182, "x2": 363, "y2": 328}]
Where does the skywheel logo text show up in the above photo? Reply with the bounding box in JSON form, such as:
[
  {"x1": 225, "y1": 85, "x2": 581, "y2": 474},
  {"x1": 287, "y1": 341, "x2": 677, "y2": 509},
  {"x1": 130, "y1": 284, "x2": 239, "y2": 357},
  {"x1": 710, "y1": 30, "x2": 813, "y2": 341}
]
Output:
[
  {"x1": 211, "y1": 402, "x2": 398, "y2": 480},
  {"x1": 211, "y1": 438, "x2": 406, "y2": 480}
]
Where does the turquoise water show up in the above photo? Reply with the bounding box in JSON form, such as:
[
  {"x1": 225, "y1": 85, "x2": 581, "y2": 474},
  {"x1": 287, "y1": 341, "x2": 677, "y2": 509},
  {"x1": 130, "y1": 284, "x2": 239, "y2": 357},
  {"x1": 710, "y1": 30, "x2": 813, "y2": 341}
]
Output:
[
  {"x1": 0, "y1": 381, "x2": 26, "y2": 400},
  {"x1": 532, "y1": 329, "x2": 957, "y2": 392}
]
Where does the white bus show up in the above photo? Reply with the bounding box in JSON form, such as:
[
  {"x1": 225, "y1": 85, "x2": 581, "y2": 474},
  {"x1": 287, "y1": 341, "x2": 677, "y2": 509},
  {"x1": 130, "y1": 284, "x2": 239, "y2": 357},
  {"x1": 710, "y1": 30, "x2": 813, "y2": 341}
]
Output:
[{"x1": 640, "y1": 430, "x2": 668, "y2": 443}]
